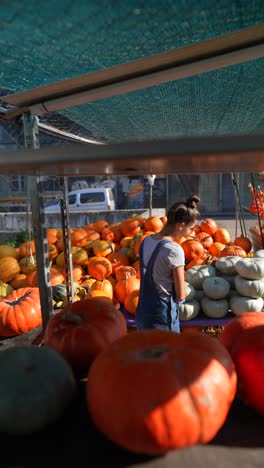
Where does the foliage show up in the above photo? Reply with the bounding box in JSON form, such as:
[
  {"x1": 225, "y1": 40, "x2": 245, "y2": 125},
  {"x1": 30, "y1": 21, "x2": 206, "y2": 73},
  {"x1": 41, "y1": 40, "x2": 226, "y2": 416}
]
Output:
[
  {"x1": 3, "y1": 229, "x2": 29, "y2": 247},
  {"x1": 248, "y1": 183, "x2": 264, "y2": 220}
]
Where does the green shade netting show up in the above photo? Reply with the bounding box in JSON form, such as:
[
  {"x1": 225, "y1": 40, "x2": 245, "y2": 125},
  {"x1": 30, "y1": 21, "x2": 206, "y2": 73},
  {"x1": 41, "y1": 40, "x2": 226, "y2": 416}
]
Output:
[{"x1": 1, "y1": 0, "x2": 264, "y2": 142}]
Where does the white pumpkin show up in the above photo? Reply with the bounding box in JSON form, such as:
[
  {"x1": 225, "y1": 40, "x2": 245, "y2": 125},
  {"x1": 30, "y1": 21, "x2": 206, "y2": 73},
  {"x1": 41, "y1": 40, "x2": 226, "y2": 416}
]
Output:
[
  {"x1": 185, "y1": 265, "x2": 216, "y2": 290},
  {"x1": 217, "y1": 274, "x2": 236, "y2": 287},
  {"x1": 184, "y1": 281, "x2": 196, "y2": 301},
  {"x1": 234, "y1": 275, "x2": 264, "y2": 299},
  {"x1": 229, "y1": 295, "x2": 264, "y2": 315},
  {"x1": 254, "y1": 249, "x2": 264, "y2": 258},
  {"x1": 178, "y1": 300, "x2": 200, "y2": 321},
  {"x1": 0, "y1": 346, "x2": 76, "y2": 434},
  {"x1": 201, "y1": 297, "x2": 229, "y2": 318},
  {"x1": 193, "y1": 289, "x2": 205, "y2": 302},
  {"x1": 202, "y1": 276, "x2": 230, "y2": 300},
  {"x1": 215, "y1": 256, "x2": 241, "y2": 275},
  {"x1": 234, "y1": 258, "x2": 264, "y2": 280}
]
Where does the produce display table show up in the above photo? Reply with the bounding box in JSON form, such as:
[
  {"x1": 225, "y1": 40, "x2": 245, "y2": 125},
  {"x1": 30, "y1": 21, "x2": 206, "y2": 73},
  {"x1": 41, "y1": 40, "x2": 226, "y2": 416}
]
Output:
[
  {"x1": 0, "y1": 381, "x2": 262, "y2": 468},
  {"x1": 0, "y1": 320, "x2": 263, "y2": 468},
  {"x1": 121, "y1": 307, "x2": 235, "y2": 330}
]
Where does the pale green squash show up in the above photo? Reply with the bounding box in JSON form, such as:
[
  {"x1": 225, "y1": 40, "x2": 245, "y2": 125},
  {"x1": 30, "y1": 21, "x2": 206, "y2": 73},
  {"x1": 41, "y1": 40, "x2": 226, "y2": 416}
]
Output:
[{"x1": 0, "y1": 346, "x2": 76, "y2": 434}]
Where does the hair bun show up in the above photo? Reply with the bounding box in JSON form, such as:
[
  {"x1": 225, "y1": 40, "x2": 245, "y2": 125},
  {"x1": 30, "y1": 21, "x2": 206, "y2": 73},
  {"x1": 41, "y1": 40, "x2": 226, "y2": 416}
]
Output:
[{"x1": 186, "y1": 194, "x2": 200, "y2": 209}]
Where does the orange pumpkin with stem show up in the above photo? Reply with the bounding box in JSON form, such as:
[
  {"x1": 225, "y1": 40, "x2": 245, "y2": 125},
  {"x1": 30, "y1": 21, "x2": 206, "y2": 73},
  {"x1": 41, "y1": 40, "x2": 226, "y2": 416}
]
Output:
[
  {"x1": 114, "y1": 274, "x2": 140, "y2": 304},
  {"x1": 220, "y1": 245, "x2": 247, "y2": 258},
  {"x1": 143, "y1": 216, "x2": 163, "y2": 233},
  {"x1": 86, "y1": 329, "x2": 237, "y2": 454},
  {"x1": 233, "y1": 235, "x2": 252, "y2": 253},
  {"x1": 106, "y1": 252, "x2": 130, "y2": 276},
  {"x1": 89, "y1": 279, "x2": 113, "y2": 300},
  {"x1": 181, "y1": 239, "x2": 204, "y2": 262},
  {"x1": 213, "y1": 228, "x2": 231, "y2": 245},
  {"x1": 44, "y1": 296, "x2": 127, "y2": 376},
  {"x1": 88, "y1": 257, "x2": 112, "y2": 280},
  {"x1": 200, "y1": 218, "x2": 218, "y2": 236},
  {"x1": 195, "y1": 232, "x2": 213, "y2": 250},
  {"x1": 0, "y1": 287, "x2": 42, "y2": 336}
]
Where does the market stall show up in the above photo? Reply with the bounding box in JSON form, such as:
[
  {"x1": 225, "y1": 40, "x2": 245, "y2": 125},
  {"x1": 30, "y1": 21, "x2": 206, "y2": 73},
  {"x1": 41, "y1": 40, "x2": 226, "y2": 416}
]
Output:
[{"x1": 0, "y1": 2, "x2": 264, "y2": 466}]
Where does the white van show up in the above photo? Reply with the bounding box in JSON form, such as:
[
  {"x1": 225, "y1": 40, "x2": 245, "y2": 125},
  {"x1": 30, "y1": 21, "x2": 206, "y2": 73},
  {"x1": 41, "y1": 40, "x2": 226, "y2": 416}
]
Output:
[{"x1": 44, "y1": 188, "x2": 115, "y2": 213}]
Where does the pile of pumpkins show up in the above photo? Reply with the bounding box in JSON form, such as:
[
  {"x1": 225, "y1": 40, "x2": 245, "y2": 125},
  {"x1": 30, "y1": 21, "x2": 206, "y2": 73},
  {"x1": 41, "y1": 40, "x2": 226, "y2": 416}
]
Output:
[
  {"x1": 181, "y1": 250, "x2": 264, "y2": 322},
  {"x1": 0, "y1": 300, "x2": 264, "y2": 458},
  {"x1": 0, "y1": 214, "x2": 259, "y2": 337}
]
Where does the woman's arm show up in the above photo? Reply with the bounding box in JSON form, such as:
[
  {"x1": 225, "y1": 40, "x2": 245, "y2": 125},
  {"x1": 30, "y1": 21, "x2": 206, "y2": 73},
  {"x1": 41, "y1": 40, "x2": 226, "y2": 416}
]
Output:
[{"x1": 173, "y1": 265, "x2": 186, "y2": 303}]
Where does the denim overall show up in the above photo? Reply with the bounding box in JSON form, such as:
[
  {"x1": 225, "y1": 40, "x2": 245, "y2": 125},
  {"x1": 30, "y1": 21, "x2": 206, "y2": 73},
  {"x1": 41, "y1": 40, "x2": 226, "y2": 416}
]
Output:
[{"x1": 135, "y1": 239, "x2": 180, "y2": 333}]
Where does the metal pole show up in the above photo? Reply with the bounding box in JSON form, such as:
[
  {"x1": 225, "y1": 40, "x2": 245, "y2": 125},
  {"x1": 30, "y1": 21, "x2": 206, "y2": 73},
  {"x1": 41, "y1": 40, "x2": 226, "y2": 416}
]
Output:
[
  {"x1": 60, "y1": 177, "x2": 75, "y2": 303},
  {"x1": 147, "y1": 175, "x2": 156, "y2": 217},
  {"x1": 23, "y1": 111, "x2": 53, "y2": 331}
]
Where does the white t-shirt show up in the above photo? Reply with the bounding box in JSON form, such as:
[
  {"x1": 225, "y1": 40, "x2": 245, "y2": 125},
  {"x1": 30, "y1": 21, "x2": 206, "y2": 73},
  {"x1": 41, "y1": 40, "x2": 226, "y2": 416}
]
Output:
[{"x1": 141, "y1": 236, "x2": 185, "y2": 300}]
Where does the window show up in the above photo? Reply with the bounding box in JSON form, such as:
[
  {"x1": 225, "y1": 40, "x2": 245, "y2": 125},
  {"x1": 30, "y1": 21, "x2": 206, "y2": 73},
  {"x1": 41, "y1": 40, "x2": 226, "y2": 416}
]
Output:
[
  {"x1": 68, "y1": 194, "x2": 77, "y2": 205},
  {"x1": 80, "y1": 192, "x2": 105, "y2": 203}
]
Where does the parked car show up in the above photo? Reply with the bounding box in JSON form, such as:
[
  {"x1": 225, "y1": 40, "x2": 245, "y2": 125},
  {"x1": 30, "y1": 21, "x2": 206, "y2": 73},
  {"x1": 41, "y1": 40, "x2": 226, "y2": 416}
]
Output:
[{"x1": 44, "y1": 188, "x2": 115, "y2": 213}]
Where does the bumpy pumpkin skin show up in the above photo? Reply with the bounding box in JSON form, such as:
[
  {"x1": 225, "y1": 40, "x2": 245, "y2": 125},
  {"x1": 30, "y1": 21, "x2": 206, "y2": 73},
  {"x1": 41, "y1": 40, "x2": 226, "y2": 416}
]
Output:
[
  {"x1": 0, "y1": 346, "x2": 76, "y2": 434},
  {"x1": 220, "y1": 312, "x2": 264, "y2": 414},
  {"x1": 44, "y1": 296, "x2": 127, "y2": 376},
  {"x1": 86, "y1": 329, "x2": 237, "y2": 454},
  {"x1": 0, "y1": 287, "x2": 42, "y2": 336}
]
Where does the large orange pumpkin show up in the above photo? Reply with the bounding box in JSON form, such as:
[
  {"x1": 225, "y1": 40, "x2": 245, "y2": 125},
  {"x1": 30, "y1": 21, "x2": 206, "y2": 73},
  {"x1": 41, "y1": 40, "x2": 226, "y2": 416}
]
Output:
[
  {"x1": 200, "y1": 218, "x2": 218, "y2": 236},
  {"x1": 93, "y1": 220, "x2": 110, "y2": 234},
  {"x1": 208, "y1": 242, "x2": 226, "y2": 257},
  {"x1": 181, "y1": 239, "x2": 204, "y2": 262},
  {"x1": 0, "y1": 287, "x2": 42, "y2": 336},
  {"x1": 71, "y1": 228, "x2": 89, "y2": 248},
  {"x1": 0, "y1": 256, "x2": 21, "y2": 283},
  {"x1": 88, "y1": 257, "x2": 112, "y2": 280},
  {"x1": 124, "y1": 289, "x2": 139, "y2": 315},
  {"x1": 213, "y1": 228, "x2": 231, "y2": 245},
  {"x1": 120, "y1": 218, "x2": 141, "y2": 237},
  {"x1": 220, "y1": 245, "x2": 247, "y2": 258},
  {"x1": 195, "y1": 232, "x2": 213, "y2": 250},
  {"x1": 44, "y1": 296, "x2": 127, "y2": 376},
  {"x1": 233, "y1": 235, "x2": 252, "y2": 254},
  {"x1": 26, "y1": 268, "x2": 65, "y2": 287},
  {"x1": 89, "y1": 279, "x2": 113, "y2": 300},
  {"x1": 86, "y1": 329, "x2": 237, "y2": 454},
  {"x1": 143, "y1": 216, "x2": 163, "y2": 233},
  {"x1": 114, "y1": 274, "x2": 140, "y2": 304},
  {"x1": 220, "y1": 312, "x2": 264, "y2": 415},
  {"x1": 106, "y1": 252, "x2": 130, "y2": 276}
]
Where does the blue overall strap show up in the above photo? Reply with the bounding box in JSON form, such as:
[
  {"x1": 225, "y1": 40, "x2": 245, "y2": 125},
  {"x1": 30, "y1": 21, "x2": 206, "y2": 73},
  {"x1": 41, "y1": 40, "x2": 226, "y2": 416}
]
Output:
[{"x1": 138, "y1": 238, "x2": 172, "y2": 292}]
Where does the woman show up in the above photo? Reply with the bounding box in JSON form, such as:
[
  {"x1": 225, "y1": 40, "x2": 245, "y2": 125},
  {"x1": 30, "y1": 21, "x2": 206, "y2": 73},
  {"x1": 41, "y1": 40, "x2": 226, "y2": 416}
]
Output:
[{"x1": 136, "y1": 195, "x2": 200, "y2": 332}]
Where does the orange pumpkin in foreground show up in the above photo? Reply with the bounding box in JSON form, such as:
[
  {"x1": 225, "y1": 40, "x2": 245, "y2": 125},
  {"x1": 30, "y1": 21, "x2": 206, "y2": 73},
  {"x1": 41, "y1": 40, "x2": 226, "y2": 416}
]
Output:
[
  {"x1": 86, "y1": 329, "x2": 237, "y2": 454},
  {"x1": 0, "y1": 287, "x2": 42, "y2": 336},
  {"x1": 44, "y1": 296, "x2": 127, "y2": 376},
  {"x1": 220, "y1": 312, "x2": 264, "y2": 415}
]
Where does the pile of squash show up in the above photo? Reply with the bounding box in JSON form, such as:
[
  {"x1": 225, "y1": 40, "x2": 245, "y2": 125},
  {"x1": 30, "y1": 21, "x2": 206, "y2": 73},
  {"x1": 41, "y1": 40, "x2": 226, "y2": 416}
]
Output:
[{"x1": 0, "y1": 215, "x2": 259, "y2": 337}]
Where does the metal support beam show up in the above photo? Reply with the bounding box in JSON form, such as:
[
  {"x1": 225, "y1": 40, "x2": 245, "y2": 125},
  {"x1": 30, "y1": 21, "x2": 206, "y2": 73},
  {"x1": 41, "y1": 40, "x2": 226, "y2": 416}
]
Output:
[
  {"x1": 60, "y1": 177, "x2": 74, "y2": 304},
  {"x1": 22, "y1": 111, "x2": 53, "y2": 330}
]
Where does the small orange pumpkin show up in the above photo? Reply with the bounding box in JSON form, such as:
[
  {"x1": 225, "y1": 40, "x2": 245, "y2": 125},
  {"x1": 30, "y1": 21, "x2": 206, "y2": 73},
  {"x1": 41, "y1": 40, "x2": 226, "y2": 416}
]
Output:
[
  {"x1": 233, "y1": 235, "x2": 252, "y2": 254},
  {"x1": 88, "y1": 257, "x2": 112, "y2": 280},
  {"x1": 200, "y1": 218, "x2": 218, "y2": 236},
  {"x1": 213, "y1": 228, "x2": 231, "y2": 245},
  {"x1": 181, "y1": 239, "x2": 204, "y2": 262}
]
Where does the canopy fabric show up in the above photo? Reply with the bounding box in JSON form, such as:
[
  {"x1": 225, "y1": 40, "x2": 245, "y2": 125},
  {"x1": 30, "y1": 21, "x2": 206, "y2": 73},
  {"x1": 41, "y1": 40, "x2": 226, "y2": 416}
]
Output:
[{"x1": 1, "y1": 0, "x2": 264, "y2": 143}]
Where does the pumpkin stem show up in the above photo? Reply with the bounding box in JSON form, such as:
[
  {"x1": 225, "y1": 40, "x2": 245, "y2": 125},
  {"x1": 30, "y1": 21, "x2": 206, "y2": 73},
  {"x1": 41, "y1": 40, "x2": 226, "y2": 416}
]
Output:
[
  {"x1": 139, "y1": 345, "x2": 170, "y2": 360},
  {"x1": 62, "y1": 311, "x2": 84, "y2": 325}
]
